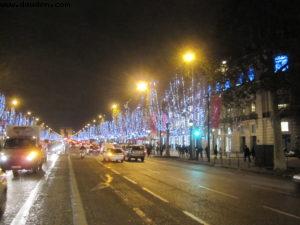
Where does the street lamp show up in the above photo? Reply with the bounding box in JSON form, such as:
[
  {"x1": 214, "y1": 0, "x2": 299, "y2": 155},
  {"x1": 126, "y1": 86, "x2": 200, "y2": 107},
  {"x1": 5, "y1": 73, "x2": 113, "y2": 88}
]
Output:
[
  {"x1": 136, "y1": 81, "x2": 148, "y2": 93},
  {"x1": 183, "y1": 51, "x2": 196, "y2": 64},
  {"x1": 183, "y1": 50, "x2": 197, "y2": 159},
  {"x1": 11, "y1": 98, "x2": 19, "y2": 109},
  {"x1": 27, "y1": 111, "x2": 32, "y2": 116}
]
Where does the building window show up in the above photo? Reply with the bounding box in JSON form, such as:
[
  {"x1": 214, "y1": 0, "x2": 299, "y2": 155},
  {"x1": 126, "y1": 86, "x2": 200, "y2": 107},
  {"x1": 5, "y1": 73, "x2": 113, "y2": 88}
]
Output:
[
  {"x1": 251, "y1": 102, "x2": 256, "y2": 112},
  {"x1": 281, "y1": 121, "x2": 289, "y2": 132},
  {"x1": 251, "y1": 124, "x2": 256, "y2": 133},
  {"x1": 278, "y1": 103, "x2": 288, "y2": 109},
  {"x1": 274, "y1": 55, "x2": 289, "y2": 73}
]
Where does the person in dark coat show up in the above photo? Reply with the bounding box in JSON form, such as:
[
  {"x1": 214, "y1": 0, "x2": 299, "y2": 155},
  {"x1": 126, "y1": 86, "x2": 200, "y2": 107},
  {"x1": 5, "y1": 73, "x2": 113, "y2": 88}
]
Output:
[{"x1": 243, "y1": 145, "x2": 251, "y2": 162}]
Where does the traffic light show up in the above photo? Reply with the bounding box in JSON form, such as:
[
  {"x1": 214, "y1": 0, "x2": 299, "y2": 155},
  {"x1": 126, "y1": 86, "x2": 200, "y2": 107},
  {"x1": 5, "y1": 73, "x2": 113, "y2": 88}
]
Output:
[{"x1": 193, "y1": 128, "x2": 201, "y2": 138}]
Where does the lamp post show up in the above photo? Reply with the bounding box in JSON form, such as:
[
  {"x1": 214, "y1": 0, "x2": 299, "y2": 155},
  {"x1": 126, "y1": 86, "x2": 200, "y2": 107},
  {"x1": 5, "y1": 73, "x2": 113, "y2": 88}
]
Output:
[
  {"x1": 188, "y1": 119, "x2": 194, "y2": 159},
  {"x1": 183, "y1": 50, "x2": 196, "y2": 159}
]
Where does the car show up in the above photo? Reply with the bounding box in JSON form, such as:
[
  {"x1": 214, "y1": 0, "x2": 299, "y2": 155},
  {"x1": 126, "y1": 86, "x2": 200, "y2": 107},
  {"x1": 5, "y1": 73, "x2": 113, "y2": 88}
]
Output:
[
  {"x1": 102, "y1": 148, "x2": 124, "y2": 162},
  {"x1": 125, "y1": 145, "x2": 146, "y2": 162},
  {"x1": 293, "y1": 173, "x2": 300, "y2": 183},
  {"x1": 0, "y1": 168, "x2": 7, "y2": 215},
  {"x1": 0, "y1": 137, "x2": 46, "y2": 176}
]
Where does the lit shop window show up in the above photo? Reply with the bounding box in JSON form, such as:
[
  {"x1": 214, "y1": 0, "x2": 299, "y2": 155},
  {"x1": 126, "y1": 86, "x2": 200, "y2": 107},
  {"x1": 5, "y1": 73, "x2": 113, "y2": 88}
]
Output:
[
  {"x1": 251, "y1": 102, "x2": 256, "y2": 112},
  {"x1": 274, "y1": 55, "x2": 289, "y2": 73},
  {"x1": 281, "y1": 121, "x2": 289, "y2": 132}
]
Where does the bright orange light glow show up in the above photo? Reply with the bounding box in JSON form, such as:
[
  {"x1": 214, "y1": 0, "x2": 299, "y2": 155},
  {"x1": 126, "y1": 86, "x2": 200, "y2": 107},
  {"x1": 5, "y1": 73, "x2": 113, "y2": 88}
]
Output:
[
  {"x1": 182, "y1": 51, "x2": 196, "y2": 63},
  {"x1": 136, "y1": 81, "x2": 148, "y2": 92}
]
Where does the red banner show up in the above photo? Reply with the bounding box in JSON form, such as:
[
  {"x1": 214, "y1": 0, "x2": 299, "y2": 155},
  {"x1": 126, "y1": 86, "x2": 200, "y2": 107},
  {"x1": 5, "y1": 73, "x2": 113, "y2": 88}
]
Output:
[{"x1": 210, "y1": 95, "x2": 222, "y2": 128}]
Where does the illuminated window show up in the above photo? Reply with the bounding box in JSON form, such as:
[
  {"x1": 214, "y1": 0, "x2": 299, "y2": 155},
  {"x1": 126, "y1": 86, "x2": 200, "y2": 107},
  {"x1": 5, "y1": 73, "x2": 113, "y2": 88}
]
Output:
[
  {"x1": 224, "y1": 80, "x2": 231, "y2": 90},
  {"x1": 274, "y1": 55, "x2": 289, "y2": 73},
  {"x1": 248, "y1": 67, "x2": 255, "y2": 82},
  {"x1": 236, "y1": 73, "x2": 244, "y2": 86},
  {"x1": 281, "y1": 121, "x2": 289, "y2": 132},
  {"x1": 278, "y1": 103, "x2": 288, "y2": 109},
  {"x1": 215, "y1": 82, "x2": 222, "y2": 92},
  {"x1": 251, "y1": 102, "x2": 256, "y2": 112},
  {"x1": 251, "y1": 124, "x2": 256, "y2": 133}
]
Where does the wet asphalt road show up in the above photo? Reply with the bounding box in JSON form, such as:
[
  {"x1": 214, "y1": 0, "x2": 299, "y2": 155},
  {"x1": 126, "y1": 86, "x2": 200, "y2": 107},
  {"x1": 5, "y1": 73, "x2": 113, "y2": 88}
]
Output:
[{"x1": 0, "y1": 153, "x2": 299, "y2": 225}]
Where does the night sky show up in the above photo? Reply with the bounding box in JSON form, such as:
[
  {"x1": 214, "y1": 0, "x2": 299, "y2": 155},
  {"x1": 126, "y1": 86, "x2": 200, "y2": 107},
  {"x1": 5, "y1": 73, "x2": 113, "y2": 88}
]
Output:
[{"x1": 0, "y1": 0, "x2": 298, "y2": 131}]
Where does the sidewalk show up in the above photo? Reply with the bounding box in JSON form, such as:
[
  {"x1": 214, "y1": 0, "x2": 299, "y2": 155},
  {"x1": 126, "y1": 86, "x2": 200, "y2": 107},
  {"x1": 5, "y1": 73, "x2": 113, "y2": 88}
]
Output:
[{"x1": 151, "y1": 150, "x2": 300, "y2": 178}]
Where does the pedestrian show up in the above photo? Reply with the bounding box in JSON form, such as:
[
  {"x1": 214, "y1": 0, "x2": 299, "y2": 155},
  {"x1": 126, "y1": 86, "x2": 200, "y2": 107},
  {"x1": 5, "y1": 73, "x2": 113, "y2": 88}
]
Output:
[
  {"x1": 199, "y1": 145, "x2": 203, "y2": 159},
  {"x1": 219, "y1": 147, "x2": 223, "y2": 159},
  {"x1": 195, "y1": 147, "x2": 199, "y2": 160},
  {"x1": 205, "y1": 145, "x2": 209, "y2": 161},
  {"x1": 243, "y1": 145, "x2": 251, "y2": 162},
  {"x1": 147, "y1": 144, "x2": 152, "y2": 157},
  {"x1": 214, "y1": 145, "x2": 218, "y2": 159}
]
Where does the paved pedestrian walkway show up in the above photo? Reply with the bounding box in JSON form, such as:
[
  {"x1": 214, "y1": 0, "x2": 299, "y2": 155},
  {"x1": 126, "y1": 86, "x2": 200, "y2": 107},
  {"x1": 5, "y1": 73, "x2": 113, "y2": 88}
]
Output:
[{"x1": 151, "y1": 149, "x2": 300, "y2": 177}]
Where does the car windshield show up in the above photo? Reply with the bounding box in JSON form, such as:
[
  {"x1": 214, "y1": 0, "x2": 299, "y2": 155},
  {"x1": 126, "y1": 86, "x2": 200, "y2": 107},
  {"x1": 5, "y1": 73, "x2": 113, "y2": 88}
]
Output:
[
  {"x1": 131, "y1": 146, "x2": 144, "y2": 151},
  {"x1": 4, "y1": 138, "x2": 35, "y2": 149},
  {"x1": 109, "y1": 148, "x2": 123, "y2": 153}
]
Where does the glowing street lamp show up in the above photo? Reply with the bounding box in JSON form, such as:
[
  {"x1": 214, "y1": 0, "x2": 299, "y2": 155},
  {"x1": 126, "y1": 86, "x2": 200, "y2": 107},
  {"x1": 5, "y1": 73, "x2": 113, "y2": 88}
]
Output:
[
  {"x1": 111, "y1": 103, "x2": 118, "y2": 110},
  {"x1": 182, "y1": 51, "x2": 196, "y2": 64},
  {"x1": 35, "y1": 117, "x2": 40, "y2": 122},
  {"x1": 93, "y1": 119, "x2": 96, "y2": 123},
  {"x1": 11, "y1": 98, "x2": 19, "y2": 108},
  {"x1": 27, "y1": 111, "x2": 32, "y2": 116},
  {"x1": 136, "y1": 81, "x2": 148, "y2": 93}
]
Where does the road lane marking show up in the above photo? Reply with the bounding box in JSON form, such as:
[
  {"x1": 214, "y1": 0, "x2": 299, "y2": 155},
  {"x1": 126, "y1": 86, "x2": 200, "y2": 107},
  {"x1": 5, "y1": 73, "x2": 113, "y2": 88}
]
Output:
[
  {"x1": 10, "y1": 154, "x2": 59, "y2": 225},
  {"x1": 142, "y1": 187, "x2": 169, "y2": 203},
  {"x1": 198, "y1": 185, "x2": 238, "y2": 200},
  {"x1": 110, "y1": 168, "x2": 121, "y2": 175},
  {"x1": 123, "y1": 175, "x2": 138, "y2": 184},
  {"x1": 133, "y1": 207, "x2": 155, "y2": 225},
  {"x1": 262, "y1": 205, "x2": 300, "y2": 220},
  {"x1": 183, "y1": 211, "x2": 210, "y2": 225},
  {"x1": 251, "y1": 184, "x2": 289, "y2": 195},
  {"x1": 69, "y1": 156, "x2": 88, "y2": 225}
]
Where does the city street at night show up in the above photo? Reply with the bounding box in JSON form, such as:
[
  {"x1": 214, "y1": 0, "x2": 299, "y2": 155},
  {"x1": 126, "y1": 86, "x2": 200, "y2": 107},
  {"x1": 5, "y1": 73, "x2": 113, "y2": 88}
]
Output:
[
  {"x1": 1, "y1": 150, "x2": 299, "y2": 225},
  {"x1": 0, "y1": 0, "x2": 299, "y2": 224}
]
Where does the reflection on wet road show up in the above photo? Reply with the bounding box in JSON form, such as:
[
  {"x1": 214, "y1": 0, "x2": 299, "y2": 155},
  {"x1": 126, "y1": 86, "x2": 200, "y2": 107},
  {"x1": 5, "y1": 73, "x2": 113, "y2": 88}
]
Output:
[
  {"x1": 0, "y1": 152, "x2": 299, "y2": 225},
  {"x1": 0, "y1": 154, "x2": 59, "y2": 225}
]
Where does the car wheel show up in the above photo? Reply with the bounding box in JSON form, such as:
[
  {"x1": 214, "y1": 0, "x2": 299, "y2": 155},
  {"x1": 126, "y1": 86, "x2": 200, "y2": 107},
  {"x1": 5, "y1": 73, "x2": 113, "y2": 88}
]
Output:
[
  {"x1": 13, "y1": 170, "x2": 18, "y2": 177},
  {"x1": 141, "y1": 157, "x2": 144, "y2": 162},
  {"x1": 120, "y1": 160, "x2": 124, "y2": 163},
  {"x1": 135, "y1": 158, "x2": 138, "y2": 162}
]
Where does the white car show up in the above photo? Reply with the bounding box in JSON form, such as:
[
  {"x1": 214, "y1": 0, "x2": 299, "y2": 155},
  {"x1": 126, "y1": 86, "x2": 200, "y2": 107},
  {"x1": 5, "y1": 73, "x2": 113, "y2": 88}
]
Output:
[
  {"x1": 293, "y1": 174, "x2": 300, "y2": 183},
  {"x1": 102, "y1": 148, "x2": 124, "y2": 162}
]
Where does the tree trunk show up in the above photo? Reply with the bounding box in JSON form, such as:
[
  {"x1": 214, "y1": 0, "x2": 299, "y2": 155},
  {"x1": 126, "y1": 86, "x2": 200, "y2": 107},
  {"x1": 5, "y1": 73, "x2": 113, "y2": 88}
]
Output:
[{"x1": 271, "y1": 91, "x2": 287, "y2": 170}]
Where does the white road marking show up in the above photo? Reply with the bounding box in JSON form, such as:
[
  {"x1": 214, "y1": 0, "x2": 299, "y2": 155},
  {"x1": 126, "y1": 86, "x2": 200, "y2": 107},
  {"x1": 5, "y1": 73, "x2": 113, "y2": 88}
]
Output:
[
  {"x1": 198, "y1": 185, "x2": 238, "y2": 199},
  {"x1": 10, "y1": 154, "x2": 59, "y2": 225},
  {"x1": 123, "y1": 175, "x2": 138, "y2": 184},
  {"x1": 110, "y1": 168, "x2": 121, "y2": 175},
  {"x1": 142, "y1": 187, "x2": 169, "y2": 203},
  {"x1": 69, "y1": 156, "x2": 88, "y2": 225},
  {"x1": 183, "y1": 211, "x2": 210, "y2": 225},
  {"x1": 262, "y1": 205, "x2": 300, "y2": 220},
  {"x1": 133, "y1": 207, "x2": 155, "y2": 225},
  {"x1": 251, "y1": 184, "x2": 288, "y2": 195}
]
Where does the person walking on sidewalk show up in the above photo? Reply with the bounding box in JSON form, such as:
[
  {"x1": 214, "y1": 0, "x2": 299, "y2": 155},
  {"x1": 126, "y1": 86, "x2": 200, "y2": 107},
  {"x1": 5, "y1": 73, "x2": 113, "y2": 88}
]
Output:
[
  {"x1": 214, "y1": 145, "x2": 218, "y2": 159},
  {"x1": 199, "y1": 145, "x2": 203, "y2": 160},
  {"x1": 243, "y1": 145, "x2": 251, "y2": 163}
]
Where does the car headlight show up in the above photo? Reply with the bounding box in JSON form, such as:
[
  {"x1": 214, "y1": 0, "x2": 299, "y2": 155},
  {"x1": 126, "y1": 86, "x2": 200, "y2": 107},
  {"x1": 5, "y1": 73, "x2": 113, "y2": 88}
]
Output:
[
  {"x1": 26, "y1": 151, "x2": 38, "y2": 161},
  {"x1": 0, "y1": 155, "x2": 8, "y2": 162}
]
